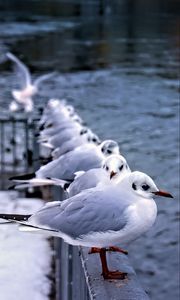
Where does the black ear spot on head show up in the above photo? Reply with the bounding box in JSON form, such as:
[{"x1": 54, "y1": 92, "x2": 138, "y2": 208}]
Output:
[
  {"x1": 119, "y1": 165, "x2": 123, "y2": 171},
  {"x1": 132, "y1": 183, "x2": 137, "y2": 190},
  {"x1": 101, "y1": 146, "x2": 105, "y2": 153},
  {"x1": 80, "y1": 129, "x2": 88, "y2": 135}
]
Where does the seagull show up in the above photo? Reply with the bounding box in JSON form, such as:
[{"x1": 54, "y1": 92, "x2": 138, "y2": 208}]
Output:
[
  {"x1": 9, "y1": 100, "x2": 19, "y2": 112},
  {"x1": 51, "y1": 131, "x2": 100, "y2": 158},
  {"x1": 39, "y1": 114, "x2": 84, "y2": 139},
  {"x1": 38, "y1": 99, "x2": 76, "y2": 130},
  {"x1": 7, "y1": 52, "x2": 55, "y2": 112},
  {"x1": 53, "y1": 154, "x2": 131, "y2": 197},
  {"x1": 9, "y1": 140, "x2": 120, "y2": 186},
  {"x1": 39, "y1": 124, "x2": 85, "y2": 149},
  {"x1": 0, "y1": 171, "x2": 173, "y2": 280},
  {"x1": 39, "y1": 104, "x2": 77, "y2": 130}
]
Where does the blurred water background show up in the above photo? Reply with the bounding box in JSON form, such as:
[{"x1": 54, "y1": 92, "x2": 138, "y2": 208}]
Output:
[{"x1": 0, "y1": 1, "x2": 179, "y2": 299}]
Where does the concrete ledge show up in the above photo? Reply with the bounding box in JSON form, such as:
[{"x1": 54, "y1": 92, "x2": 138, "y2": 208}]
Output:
[{"x1": 80, "y1": 247, "x2": 150, "y2": 300}]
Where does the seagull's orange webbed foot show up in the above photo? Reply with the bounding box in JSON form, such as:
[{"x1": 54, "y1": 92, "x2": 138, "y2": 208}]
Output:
[
  {"x1": 89, "y1": 246, "x2": 128, "y2": 255},
  {"x1": 88, "y1": 247, "x2": 101, "y2": 254},
  {"x1": 108, "y1": 246, "x2": 128, "y2": 255},
  {"x1": 102, "y1": 270, "x2": 127, "y2": 280}
]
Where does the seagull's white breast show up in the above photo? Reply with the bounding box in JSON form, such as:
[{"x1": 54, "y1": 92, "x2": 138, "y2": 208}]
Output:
[{"x1": 120, "y1": 198, "x2": 157, "y2": 245}]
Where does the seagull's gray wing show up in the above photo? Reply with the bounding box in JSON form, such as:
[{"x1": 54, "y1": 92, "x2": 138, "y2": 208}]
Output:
[
  {"x1": 6, "y1": 52, "x2": 31, "y2": 87},
  {"x1": 69, "y1": 168, "x2": 107, "y2": 196},
  {"x1": 49, "y1": 128, "x2": 80, "y2": 148},
  {"x1": 36, "y1": 146, "x2": 102, "y2": 180},
  {"x1": 29, "y1": 188, "x2": 128, "y2": 238},
  {"x1": 34, "y1": 72, "x2": 56, "y2": 87},
  {"x1": 57, "y1": 137, "x2": 85, "y2": 156}
]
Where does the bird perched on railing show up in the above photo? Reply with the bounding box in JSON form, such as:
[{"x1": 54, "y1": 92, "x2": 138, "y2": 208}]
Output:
[
  {"x1": 6, "y1": 52, "x2": 55, "y2": 112},
  {"x1": 52, "y1": 154, "x2": 131, "y2": 197},
  {"x1": 9, "y1": 140, "x2": 120, "y2": 186},
  {"x1": 0, "y1": 171, "x2": 173, "y2": 280}
]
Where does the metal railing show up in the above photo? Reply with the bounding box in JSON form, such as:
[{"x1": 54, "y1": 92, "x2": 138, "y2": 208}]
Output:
[{"x1": 0, "y1": 112, "x2": 40, "y2": 190}]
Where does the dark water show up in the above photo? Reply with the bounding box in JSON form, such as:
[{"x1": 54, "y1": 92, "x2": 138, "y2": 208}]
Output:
[{"x1": 0, "y1": 1, "x2": 179, "y2": 299}]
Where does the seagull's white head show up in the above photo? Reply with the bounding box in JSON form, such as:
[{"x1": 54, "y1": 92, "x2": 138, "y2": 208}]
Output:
[
  {"x1": 127, "y1": 171, "x2": 173, "y2": 199},
  {"x1": 79, "y1": 127, "x2": 89, "y2": 136},
  {"x1": 71, "y1": 114, "x2": 84, "y2": 125},
  {"x1": 86, "y1": 131, "x2": 101, "y2": 145},
  {"x1": 102, "y1": 154, "x2": 131, "y2": 181},
  {"x1": 47, "y1": 99, "x2": 61, "y2": 108},
  {"x1": 100, "y1": 140, "x2": 119, "y2": 156},
  {"x1": 65, "y1": 105, "x2": 75, "y2": 116}
]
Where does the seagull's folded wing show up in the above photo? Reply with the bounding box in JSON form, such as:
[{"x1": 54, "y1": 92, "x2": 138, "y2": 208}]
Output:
[{"x1": 29, "y1": 188, "x2": 129, "y2": 239}]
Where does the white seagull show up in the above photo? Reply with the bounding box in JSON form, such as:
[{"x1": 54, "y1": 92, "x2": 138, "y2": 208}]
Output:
[
  {"x1": 54, "y1": 154, "x2": 131, "y2": 197},
  {"x1": 51, "y1": 130, "x2": 100, "y2": 158},
  {"x1": 0, "y1": 171, "x2": 173, "y2": 280},
  {"x1": 9, "y1": 140, "x2": 120, "y2": 186},
  {"x1": 39, "y1": 124, "x2": 85, "y2": 149},
  {"x1": 7, "y1": 52, "x2": 55, "y2": 112}
]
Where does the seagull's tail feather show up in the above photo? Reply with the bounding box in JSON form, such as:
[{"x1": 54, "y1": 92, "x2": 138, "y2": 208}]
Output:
[
  {"x1": 48, "y1": 178, "x2": 71, "y2": 190},
  {"x1": 9, "y1": 172, "x2": 36, "y2": 181},
  {"x1": 41, "y1": 142, "x2": 54, "y2": 149},
  {"x1": 0, "y1": 213, "x2": 32, "y2": 221},
  {"x1": 48, "y1": 177, "x2": 75, "y2": 190},
  {"x1": 8, "y1": 183, "x2": 36, "y2": 190},
  {"x1": 9, "y1": 178, "x2": 62, "y2": 189},
  {"x1": 12, "y1": 90, "x2": 23, "y2": 102},
  {"x1": 0, "y1": 214, "x2": 59, "y2": 235}
]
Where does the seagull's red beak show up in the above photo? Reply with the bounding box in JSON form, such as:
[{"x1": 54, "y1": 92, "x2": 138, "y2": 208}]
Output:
[
  {"x1": 110, "y1": 171, "x2": 117, "y2": 179},
  {"x1": 152, "y1": 190, "x2": 173, "y2": 198}
]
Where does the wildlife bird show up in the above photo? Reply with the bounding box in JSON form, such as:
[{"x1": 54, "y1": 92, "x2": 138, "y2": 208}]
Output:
[
  {"x1": 9, "y1": 140, "x2": 120, "y2": 186},
  {"x1": 7, "y1": 52, "x2": 55, "y2": 112},
  {"x1": 0, "y1": 171, "x2": 173, "y2": 280},
  {"x1": 39, "y1": 124, "x2": 86, "y2": 149},
  {"x1": 50, "y1": 130, "x2": 100, "y2": 158},
  {"x1": 53, "y1": 154, "x2": 131, "y2": 197}
]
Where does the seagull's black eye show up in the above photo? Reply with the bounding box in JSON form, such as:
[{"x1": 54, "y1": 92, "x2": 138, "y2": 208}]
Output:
[
  {"x1": 142, "y1": 184, "x2": 150, "y2": 191},
  {"x1": 107, "y1": 149, "x2": 112, "y2": 154},
  {"x1": 92, "y1": 138, "x2": 97, "y2": 142},
  {"x1": 132, "y1": 183, "x2": 137, "y2": 190},
  {"x1": 106, "y1": 166, "x2": 109, "y2": 171},
  {"x1": 119, "y1": 165, "x2": 123, "y2": 171}
]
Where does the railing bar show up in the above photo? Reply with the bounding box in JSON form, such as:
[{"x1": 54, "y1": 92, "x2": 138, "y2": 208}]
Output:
[
  {"x1": 68, "y1": 245, "x2": 73, "y2": 300},
  {"x1": 12, "y1": 119, "x2": 16, "y2": 174},
  {"x1": 25, "y1": 119, "x2": 29, "y2": 173},
  {"x1": 60, "y1": 242, "x2": 69, "y2": 300},
  {"x1": 0, "y1": 122, "x2": 5, "y2": 189},
  {"x1": 32, "y1": 121, "x2": 40, "y2": 171}
]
